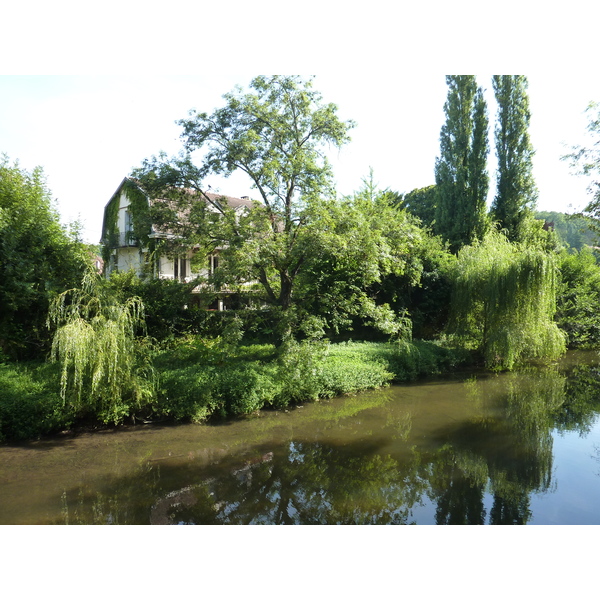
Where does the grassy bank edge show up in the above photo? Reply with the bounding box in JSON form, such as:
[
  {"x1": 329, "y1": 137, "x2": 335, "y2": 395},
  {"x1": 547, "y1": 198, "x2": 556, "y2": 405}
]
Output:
[{"x1": 0, "y1": 340, "x2": 473, "y2": 443}]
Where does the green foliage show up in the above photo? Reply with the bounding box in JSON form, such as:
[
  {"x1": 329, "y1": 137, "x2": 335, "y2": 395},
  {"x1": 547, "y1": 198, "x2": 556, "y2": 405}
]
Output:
[
  {"x1": 0, "y1": 155, "x2": 89, "y2": 359},
  {"x1": 562, "y1": 101, "x2": 600, "y2": 243},
  {"x1": 492, "y1": 76, "x2": 538, "y2": 240},
  {"x1": 100, "y1": 194, "x2": 120, "y2": 264},
  {"x1": 376, "y1": 228, "x2": 456, "y2": 339},
  {"x1": 399, "y1": 185, "x2": 437, "y2": 228},
  {"x1": 132, "y1": 76, "x2": 359, "y2": 342},
  {"x1": 153, "y1": 337, "x2": 470, "y2": 424},
  {"x1": 435, "y1": 76, "x2": 490, "y2": 252},
  {"x1": 294, "y1": 173, "x2": 427, "y2": 339},
  {"x1": 556, "y1": 247, "x2": 600, "y2": 347},
  {"x1": 106, "y1": 271, "x2": 200, "y2": 340},
  {"x1": 535, "y1": 211, "x2": 598, "y2": 252},
  {"x1": 0, "y1": 362, "x2": 72, "y2": 442},
  {"x1": 0, "y1": 333, "x2": 471, "y2": 440},
  {"x1": 323, "y1": 340, "x2": 469, "y2": 383},
  {"x1": 448, "y1": 229, "x2": 566, "y2": 369},
  {"x1": 47, "y1": 273, "x2": 156, "y2": 424},
  {"x1": 514, "y1": 212, "x2": 562, "y2": 253}
]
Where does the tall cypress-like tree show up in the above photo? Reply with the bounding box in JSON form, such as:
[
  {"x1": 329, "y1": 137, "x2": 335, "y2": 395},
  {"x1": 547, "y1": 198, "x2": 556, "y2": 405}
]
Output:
[
  {"x1": 492, "y1": 75, "x2": 538, "y2": 240},
  {"x1": 435, "y1": 76, "x2": 489, "y2": 252}
]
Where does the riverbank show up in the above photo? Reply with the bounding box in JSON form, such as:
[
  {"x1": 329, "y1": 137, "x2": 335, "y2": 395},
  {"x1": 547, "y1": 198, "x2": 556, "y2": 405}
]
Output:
[
  {"x1": 0, "y1": 339, "x2": 472, "y2": 443},
  {"x1": 3, "y1": 350, "x2": 600, "y2": 525}
]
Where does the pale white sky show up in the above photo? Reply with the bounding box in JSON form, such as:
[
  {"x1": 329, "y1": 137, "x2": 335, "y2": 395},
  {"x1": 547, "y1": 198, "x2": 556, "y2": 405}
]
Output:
[{"x1": 1, "y1": 73, "x2": 597, "y2": 244}]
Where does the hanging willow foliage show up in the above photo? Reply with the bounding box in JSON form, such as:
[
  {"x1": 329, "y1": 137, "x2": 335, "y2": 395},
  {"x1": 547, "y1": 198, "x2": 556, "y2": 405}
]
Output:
[
  {"x1": 47, "y1": 272, "x2": 156, "y2": 424},
  {"x1": 448, "y1": 230, "x2": 566, "y2": 369}
]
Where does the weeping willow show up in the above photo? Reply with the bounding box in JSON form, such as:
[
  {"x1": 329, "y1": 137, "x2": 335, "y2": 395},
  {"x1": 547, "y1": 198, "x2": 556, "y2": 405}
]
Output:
[
  {"x1": 47, "y1": 272, "x2": 155, "y2": 424},
  {"x1": 448, "y1": 230, "x2": 566, "y2": 369}
]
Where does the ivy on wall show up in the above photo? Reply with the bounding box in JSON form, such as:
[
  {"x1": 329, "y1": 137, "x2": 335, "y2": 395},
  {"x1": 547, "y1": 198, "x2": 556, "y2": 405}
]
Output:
[
  {"x1": 101, "y1": 193, "x2": 120, "y2": 265},
  {"x1": 100, "y1": 178, "x2": 154, "y2": 267}
]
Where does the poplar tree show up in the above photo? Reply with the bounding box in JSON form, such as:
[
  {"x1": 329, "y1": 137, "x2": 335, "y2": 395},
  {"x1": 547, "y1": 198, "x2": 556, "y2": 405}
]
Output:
[
  {"x1": 435, "y1": 76, "x2": 490, "y2": 253},
  {"x1": 492, "y1": 75, "x2": 538, "y2": 240}
]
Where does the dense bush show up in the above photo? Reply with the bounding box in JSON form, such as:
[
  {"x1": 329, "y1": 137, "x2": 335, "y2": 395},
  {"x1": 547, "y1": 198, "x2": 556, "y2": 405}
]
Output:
[
  {"x1": 106, "y1": 272, "x2": 200, "y2": 340},
  {"x1": 556, "y1": 248, "x2": 600, "y2": 348},
  {"x1": 0, "y1": 362, "x2": 73, "y2": 442}
]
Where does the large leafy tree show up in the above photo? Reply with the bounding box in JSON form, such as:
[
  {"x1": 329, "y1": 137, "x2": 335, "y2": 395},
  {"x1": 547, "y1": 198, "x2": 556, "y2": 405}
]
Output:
[
  {"x1": 136, "y1": 77, "x2": 414, "y2": 340},
  {"x1": 0, "y1": 155, "x2": 89, "y2": 359},
  {"x1": 135, "y1": 77, "x2": 353, "y2": 312},
  {"x1": 133, "y1": 79, "x2": 433, "y2": 342},
  {"x1": 491, "y1": 75, "x2": 538, "y2": 240},
  {"x1": 435, "y1": 76, "x2": 490, "y2": 253}
]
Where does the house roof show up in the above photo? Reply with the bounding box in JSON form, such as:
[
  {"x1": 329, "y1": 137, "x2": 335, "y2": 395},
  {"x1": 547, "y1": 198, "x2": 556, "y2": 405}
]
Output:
[
  {"x1": 203, "y1": 192, "x2": 255, "y2": 211},
  {"x1": 101, "y1": 177, "x2": 256, "y2": 244},
  {"x1": 104, "y1": 177, "x2": 255, "y2": 211}
]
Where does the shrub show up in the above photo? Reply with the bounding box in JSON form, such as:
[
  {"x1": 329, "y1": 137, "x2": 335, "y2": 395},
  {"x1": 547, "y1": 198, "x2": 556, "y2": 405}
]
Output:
[
  {"x1": 0, "y1": 363, "x2": 72, "y2": 442},
  {"x1": 556, "y1": 248, "x2": 600, "y2": 348}
]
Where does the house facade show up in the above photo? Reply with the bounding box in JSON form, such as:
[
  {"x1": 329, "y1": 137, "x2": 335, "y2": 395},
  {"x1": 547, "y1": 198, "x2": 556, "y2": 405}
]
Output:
[{"x1": 100, "y1": 177, "x2": 254, "y2": 309}]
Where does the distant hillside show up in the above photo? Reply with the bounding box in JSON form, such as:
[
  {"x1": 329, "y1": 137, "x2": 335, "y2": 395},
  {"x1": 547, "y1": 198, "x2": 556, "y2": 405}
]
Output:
[{"x1": 535, "y1": 211, "x2": 599, "y2": 251}]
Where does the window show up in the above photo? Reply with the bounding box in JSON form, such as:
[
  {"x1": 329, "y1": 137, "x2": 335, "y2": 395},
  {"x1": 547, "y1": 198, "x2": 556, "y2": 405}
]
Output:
[
  {"x1": 174, "y1": 256, "x2": 187, "y2": 282},
  {"x1": 208, "y1": 253, "x2": 219, "y2": 275}
]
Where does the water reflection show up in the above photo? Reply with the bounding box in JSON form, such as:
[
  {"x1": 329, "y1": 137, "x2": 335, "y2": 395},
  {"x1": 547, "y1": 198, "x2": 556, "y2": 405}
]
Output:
[{"x1": 4, "y1": 353, "x2": 600, "y2": 524}]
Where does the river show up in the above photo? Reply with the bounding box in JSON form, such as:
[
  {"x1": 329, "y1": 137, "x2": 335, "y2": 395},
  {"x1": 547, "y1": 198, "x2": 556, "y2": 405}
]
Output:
[{"x1": 1, "y1": 350, "x2": 599, "y2": 524}]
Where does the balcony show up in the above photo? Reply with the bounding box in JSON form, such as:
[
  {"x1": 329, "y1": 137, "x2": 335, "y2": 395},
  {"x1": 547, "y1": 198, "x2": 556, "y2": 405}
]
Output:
[{"x1": 105, "y1": 232, "x2": 138, "y2": 248}]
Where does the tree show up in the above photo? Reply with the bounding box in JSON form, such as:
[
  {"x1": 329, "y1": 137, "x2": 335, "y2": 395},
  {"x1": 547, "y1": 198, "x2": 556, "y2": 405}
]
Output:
[
  {"x1": 399, "y1": 185, "x2": 437, "y2": 228},
  {"x1": 0, "y1": 155, "x2": 89, "y2": 359},
  {"x1": 555, "y1": 247, "x2": 600, "y2": 348},
  {"x1": 563, "y1": 101, "x2": 600, "y2": 242},
  {"x1": 133, "y1": 77, "x2": 371, "y2": 341},
  {"x1": 448, "y1": 230, "x2": 566, "y2": 369},
  {"x1": 47, "y1": 272, "x2": 156, "y2": 424},
  {"x1": 435, "y1": 76, "x2": 490, "y2": 252},
  {"x1": 293, "y1": 173, "x2": 427, "y2": 340},
  {"x1": 491, "y1": 76, "x2": 538, "y2": 240}
]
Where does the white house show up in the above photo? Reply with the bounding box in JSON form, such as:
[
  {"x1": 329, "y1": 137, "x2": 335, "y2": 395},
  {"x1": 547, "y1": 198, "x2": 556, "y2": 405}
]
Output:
[{"x1": 100, "y1": 177, "x2": 255, "y2": 309}]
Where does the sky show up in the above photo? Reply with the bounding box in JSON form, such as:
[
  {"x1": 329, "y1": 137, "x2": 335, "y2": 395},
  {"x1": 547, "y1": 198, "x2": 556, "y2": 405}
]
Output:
[{"x1": 1, "y1": 73, "x2": 598, "y2": 245}]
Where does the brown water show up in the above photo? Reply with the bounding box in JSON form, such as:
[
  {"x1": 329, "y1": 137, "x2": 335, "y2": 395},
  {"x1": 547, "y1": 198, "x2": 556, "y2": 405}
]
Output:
[{"x1": 1, "y1": 351, "x2": 600, "y2": 525}]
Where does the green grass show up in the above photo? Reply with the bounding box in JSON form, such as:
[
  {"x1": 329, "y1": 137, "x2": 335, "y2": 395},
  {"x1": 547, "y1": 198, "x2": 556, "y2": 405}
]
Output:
[{"x1": 153, "y1": 338, "x2": 472, "y2": 422}]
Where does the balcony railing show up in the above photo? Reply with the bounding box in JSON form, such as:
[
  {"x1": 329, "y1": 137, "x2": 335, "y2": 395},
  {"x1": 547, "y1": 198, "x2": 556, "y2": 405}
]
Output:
[{"x1": 104, "y1": 232, "x2": 138, "y2": 248}]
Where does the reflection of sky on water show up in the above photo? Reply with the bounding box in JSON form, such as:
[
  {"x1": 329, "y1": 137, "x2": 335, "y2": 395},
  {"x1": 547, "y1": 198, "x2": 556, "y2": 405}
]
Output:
[
  {"x1": 529, "y1": 416, "x2": 600, "y2": 525},
  {"x1": 406, "y1": 417, "x2": 600, "y2": 525}
]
